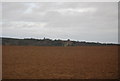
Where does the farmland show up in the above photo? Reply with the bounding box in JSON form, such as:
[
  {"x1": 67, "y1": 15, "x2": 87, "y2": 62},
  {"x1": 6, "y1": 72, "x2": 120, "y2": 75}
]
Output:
[{"x1": 2, "y1": 46, "x2": 118, "y2": 79}]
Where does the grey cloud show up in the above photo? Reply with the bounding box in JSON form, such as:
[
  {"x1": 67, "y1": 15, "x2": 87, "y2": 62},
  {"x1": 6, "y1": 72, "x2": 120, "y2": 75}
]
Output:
[{"x1": 2, "y1": 2, "x2": 118, "y2": 43}]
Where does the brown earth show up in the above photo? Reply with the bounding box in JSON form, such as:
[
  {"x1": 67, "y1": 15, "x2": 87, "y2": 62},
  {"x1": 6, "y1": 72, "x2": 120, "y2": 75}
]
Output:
[{"x1": 2, "y1": 46, "x2": 118, "y2": 79}]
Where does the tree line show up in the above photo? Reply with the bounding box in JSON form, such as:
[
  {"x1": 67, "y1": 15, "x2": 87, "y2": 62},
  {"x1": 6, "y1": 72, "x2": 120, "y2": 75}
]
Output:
[{"x1": 1, "y1": 37, "x2": 117, "y2": 46}]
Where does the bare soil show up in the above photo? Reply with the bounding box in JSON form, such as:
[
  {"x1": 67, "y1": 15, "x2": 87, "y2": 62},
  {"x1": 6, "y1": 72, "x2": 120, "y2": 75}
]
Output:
[{"x1": 2, "y1": 46, "x2": 118, "y2": 79}]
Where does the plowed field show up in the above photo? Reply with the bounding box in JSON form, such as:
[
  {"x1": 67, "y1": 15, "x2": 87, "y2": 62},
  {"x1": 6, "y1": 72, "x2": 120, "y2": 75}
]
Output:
[{"x1": 2, "y1": 46, "x2": 118, "y2": 79}]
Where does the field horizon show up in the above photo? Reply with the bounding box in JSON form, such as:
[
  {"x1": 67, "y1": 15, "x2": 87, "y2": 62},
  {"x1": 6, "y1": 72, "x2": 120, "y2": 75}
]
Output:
[{"x1": 1, "y1": 37, "x2": 118, "y2": 47}]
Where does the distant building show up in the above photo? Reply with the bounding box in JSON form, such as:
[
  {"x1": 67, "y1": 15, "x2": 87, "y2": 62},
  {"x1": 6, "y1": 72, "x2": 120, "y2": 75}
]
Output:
[{"x1": 63, "y1": 39, "x2": 73, "y2": 46}]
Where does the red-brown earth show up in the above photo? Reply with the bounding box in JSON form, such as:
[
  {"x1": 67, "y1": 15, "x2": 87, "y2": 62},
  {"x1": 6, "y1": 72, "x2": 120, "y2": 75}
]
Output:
[{"x1": 2, "y1": 46, "x2": 118, "y2": 79}]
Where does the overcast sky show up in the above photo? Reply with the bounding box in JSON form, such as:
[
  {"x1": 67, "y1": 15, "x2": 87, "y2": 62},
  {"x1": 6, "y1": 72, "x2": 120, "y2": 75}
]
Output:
[{"x1": 2, "y1": 2, "x2": 118, "y2": 43}]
